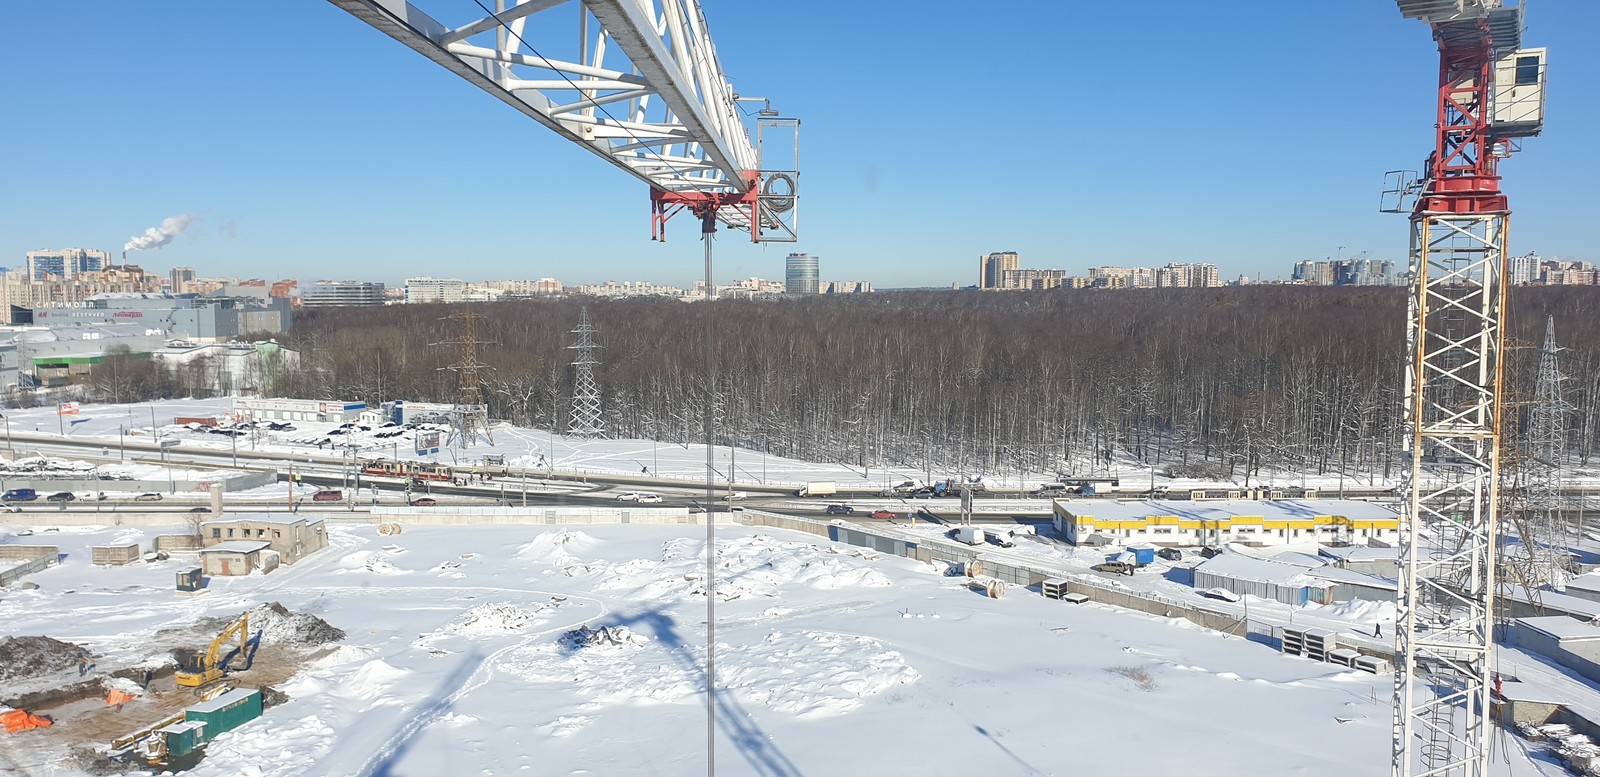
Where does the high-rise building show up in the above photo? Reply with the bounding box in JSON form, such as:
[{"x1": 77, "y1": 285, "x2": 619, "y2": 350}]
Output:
[
  {"x1": 25, "y1": 248, "x2": 109, "y2": 281},
  {"x1": 170, "y1": 266, "x2": 196, "y2": 293},
  {"x1": 405, "y1": 277, "x2": 467, "y2": 304},
  {"x1": 980, "y1": 251, "x2": 1020, "y2": 289},
  {"x1": 303, "y1": 280, "x2": 387, "y2": 307},
  {"x1": 785, "y1": 253, "x2": 819, "y2": 295},
  {"x1": 1509, "y1": 253, "x2": 1539, "y2": 285}
]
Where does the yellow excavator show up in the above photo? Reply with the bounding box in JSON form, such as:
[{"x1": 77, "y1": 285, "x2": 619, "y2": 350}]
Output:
[{"x1": 175, "y1": 613, "x2": 258, "y2": 687}]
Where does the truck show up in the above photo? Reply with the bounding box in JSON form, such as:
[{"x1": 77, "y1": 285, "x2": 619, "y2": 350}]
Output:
[
  {"x1": 3, "y1": 488, "x2": 37, "y2": 502},
  {"x1": 795, "y1": 481, "x2": 837, "y2": 498}
]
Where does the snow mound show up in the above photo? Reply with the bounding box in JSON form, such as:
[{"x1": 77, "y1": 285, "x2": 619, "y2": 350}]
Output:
[
  {"x1": 339, "y1": 659, "x2": 409, "y2": 701},
  {"x1": 593, "y1": 535, "x2": 894, "y2": 602},
  {"x1": 541, "y1": 715, "x2": 593, "y2": 737},
  {"x1": 313, "y1": 645, "x2": 380, "y2": 668},
  {"x1": 336, "y1": 550, "x2": 409, "y2": 575},
  {"x1": 1314, "y1": 599, "x2": 1397, "y2": 624},
  {"x1": 200, "y1": 714, "x2": 337, "y2": 776},
  {"x1": 517, "y1": 529, "x2": 600, "y2": 567},
  {"x1": 562, "y1": 625, "x2": 649, "y2": 650},
  {"x1": 419, "y1": 602, "x2": 553, "y2": 644},
  {"x1": 503, "y1": 628, "x2": 917, "y2": 718}
]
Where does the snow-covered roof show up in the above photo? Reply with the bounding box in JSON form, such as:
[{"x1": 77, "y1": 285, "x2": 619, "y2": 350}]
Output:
[
  {"x1": 1054, "y1": 499, "x2": 1399, "y2": 523},
  {"x1": 1317, "y1": 546, "x2": 1400, "y2": 562},
  {"x1": 186, "y1": 687, "x2": 258, "y2": 714},
  {"x1": 203, "y1": 514, "x2": 322, "y2": 526},
  {"x1": 1517, "y1": 615, "x2": 1600, "y2": 643},
  {"x1": 200, "y1": 540, "x2": 271, "y2": 555},
  {"x1": 1502, "y1": 585, "x2": 1600, "y2": 620},
  {"x1": 1194, "y1": 553, "x2": 1331, "y2": 588},
  {"x1": 1305, "y1": 566, "x2": 1397, "y2": 590},
  {"x1": 1496, "y1": 680, "x2": 1564, "y2": 705},
  {"x1": 158, "y1": 720, "x2": 207, "y2": 735},
  {"x1": 1563, "y1": 572, "x2": 1600, "y2": 597}
]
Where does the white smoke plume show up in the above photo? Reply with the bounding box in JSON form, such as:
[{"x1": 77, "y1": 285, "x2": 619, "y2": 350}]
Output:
[{"x1": 124, "y1": 213, "x2": 198, "y2": 252}]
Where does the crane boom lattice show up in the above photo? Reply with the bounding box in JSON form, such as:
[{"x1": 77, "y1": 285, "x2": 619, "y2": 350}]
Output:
[{"x1": 327, "y1": 0, "x2": 798, "y2": 242}]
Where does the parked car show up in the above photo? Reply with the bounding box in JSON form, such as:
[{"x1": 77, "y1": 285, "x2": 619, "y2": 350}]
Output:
[
  {"x1": 869, "y1": 509, "x2": 895, "y2": 520},
  {"x1": 1198, "y1": 587, "x2": 1242, "y2": 603},
  {"x1": 45, "y1": 492, "x2": 76, "y2": 502},
  {"x1": 3, "y1": 488, "x2": 37, "y2": 502},
  {"x1": 1091, "y1": 561, "x2": 1134, "y2": 575},
  {"x1": 134, "y1": 492, "x2": 164, "y2": 502},
  {"x1": 615, "y1": 491, "x2": 641, "y2": 501},
  {"x1": 636, "y1": 493, "x2": 663, "y2": 504},
  {"x1": 1156, "y1": 547, "x2": 1184, "y2": 562},
  {"x1": 311, "y1": 489, "x2": 343, "y2": 502},
  {"x1": 409, "y1": 497, "x2": 438, "y2": 507},
  {"x1": 825, "y1": 504, "x2": 854, "y2": 515}
]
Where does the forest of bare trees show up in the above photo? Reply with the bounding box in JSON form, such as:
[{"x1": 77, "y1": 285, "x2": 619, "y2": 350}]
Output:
[{"x1": 70, "y1": 286, "x2": 1600, "y2": 482}]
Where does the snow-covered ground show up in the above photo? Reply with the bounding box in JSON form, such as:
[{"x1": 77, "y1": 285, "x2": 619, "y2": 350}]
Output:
[{"x1": 0, "y1": 519, "x2": 1565, "y2": 776}]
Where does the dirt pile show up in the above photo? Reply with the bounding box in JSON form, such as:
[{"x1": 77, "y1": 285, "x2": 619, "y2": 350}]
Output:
[
  {"x1": 249, "y1": 602, "x2": 345, "y2": 646},
  {"x1": 184, "y1": 602, "x2": 345, "y2": 650},
  {"x1": 0, "y1": 636, "x2": 92, "y2": 684}
]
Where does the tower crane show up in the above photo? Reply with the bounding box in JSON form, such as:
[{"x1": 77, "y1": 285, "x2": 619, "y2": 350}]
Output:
[
  {"x1": 326, "y1": 0, "x2": 798, "y2": 244},
  {"x1": 327, "y1": 5, "x2": 793, "y2": 773},
  {"x1": 1383, "y1": 1, "x2": 1546, "y2": 775}
]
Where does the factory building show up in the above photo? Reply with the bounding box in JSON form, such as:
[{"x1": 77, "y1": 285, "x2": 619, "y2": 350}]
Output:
[{"x1": 1051, "y1": 499, "x2": 1401, "y2": 547}]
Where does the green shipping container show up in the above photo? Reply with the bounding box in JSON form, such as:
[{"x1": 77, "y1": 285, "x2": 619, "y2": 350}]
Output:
[
  {"x1": 184, "y1": 688, "x2": 263, "y2": 739},
  {"x1": 159, "y1": 720, "x2": 208, "y2": 758}
]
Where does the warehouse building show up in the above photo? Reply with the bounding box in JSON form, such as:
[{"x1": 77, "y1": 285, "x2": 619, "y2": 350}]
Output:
[
  {"x1": 1510, "y1": 616, "x2": 1600, "y2": 686},
  {"x1": 1191, "y1": 551, "x2": 1396, "y2": 606},
  {"x1": 1051, "y1": 499, "x2": 1400, "y2": 547},
  {"x1": 202, "y1": 515, "x2": 328, "y2": 564},
  {"x1": 234, "y1": 398, "x2": 366, "y2": 425},
  {"x1": 1317, "y1": 545, "x2": 1401, "y2": 578}
]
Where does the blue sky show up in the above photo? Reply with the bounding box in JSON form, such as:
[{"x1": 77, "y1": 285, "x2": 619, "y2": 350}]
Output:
[{"x1": 2, "y1": 1, "x2": 1595, "y2": 288}]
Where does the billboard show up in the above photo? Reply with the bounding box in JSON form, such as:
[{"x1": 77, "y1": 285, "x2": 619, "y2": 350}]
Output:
[{"x1": 415, "y1": 430, "x2": 442, "y2": 456}]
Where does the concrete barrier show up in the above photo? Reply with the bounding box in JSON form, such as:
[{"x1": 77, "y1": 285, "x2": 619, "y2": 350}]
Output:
[
  {"x1": 0, "y1": 545, "x2": 60, "y2": 586},
  {"x1": 0, "y1": 470, "x2": 276, "y2": 495},
  {"x1": 369, "y1": 505, "x2": 735, "y2": 526}
]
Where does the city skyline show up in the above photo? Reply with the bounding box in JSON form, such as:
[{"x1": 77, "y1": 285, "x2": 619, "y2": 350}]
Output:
[{"x1": 2, "y1": 3, "x2": 1597, "y2": 286}]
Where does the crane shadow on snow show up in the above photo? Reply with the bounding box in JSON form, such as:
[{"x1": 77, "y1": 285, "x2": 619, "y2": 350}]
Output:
[
  {"x1": 358, "y1": 650, "x2": 486, "y2": 777},
  {"x1": 573, "y1": 607, "x2": 806, "y2": 777}
]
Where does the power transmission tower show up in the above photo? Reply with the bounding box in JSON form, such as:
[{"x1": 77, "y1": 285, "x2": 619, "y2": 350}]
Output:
[
  {"x1": 567, "y1": 307, "x2": 605, "y2": 438},
  {"x1": 1525, "y1": 317, "x2": 1571, "y2": 571},
  {"x1": 434, "y1": 310, "x2": 494, "y2": 448}
]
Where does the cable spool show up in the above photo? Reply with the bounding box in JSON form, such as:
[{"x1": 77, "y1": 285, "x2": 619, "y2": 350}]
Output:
[
  {"x1": 377, "y1": 523, "x2": 394, "y2": 536},
  {"x1": 760, "y1": 173, "x2": 796, "y2": 212},
  {"x1": 986, "y1": 579, "x2": 1006, "y2": 599},
  {"x1": 966, "y1": 560, "x2": 984, "y2": 578},
  {"x1": 390, "y1": 523, "x2": 403, "y2": 535}
]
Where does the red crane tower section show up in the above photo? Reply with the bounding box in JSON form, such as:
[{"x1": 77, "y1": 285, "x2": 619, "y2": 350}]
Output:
[{"x1": 1423, "y1": 18, "x2": 1508, "y2": 215}]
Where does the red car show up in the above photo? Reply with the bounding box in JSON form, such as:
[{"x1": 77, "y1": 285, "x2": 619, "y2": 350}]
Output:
[
  {"x1": 870, "y1": 509, "x2": 895, "y2": 520},
  {"x1": 410, "y1": 497, "x2": 438, "y2": 507}
]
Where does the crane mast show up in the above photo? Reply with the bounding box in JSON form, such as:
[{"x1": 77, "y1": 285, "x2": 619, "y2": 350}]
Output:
[{"x1": 1384, "y1": 2, "x2": 1546, "y2": 775}]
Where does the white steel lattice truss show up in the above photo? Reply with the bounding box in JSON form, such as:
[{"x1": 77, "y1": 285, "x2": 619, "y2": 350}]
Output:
[
  {"x1": 328, "y1": 0, "x2": 784, "y2": 235},
  {"x1": 1393, "y1": 212, "x2": 1507, "y2": 777}
]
